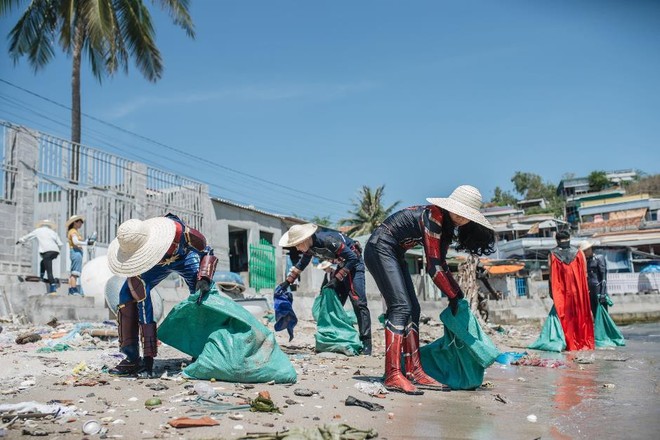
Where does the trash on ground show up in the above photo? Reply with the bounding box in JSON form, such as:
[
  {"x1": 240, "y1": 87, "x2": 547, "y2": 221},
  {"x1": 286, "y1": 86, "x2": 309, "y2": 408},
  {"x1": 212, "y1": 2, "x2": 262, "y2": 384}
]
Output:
[
  {"x1": 293, "y1": 388, "x2": 317, "y2": 397},
  {"x1": 15, "y1": 333, "x2": 41, "y2": 344},
  {"x1": 250, "y1": 394, "x2": 280, "y2": 413},
  {"x1": 511, "y1": 355, "x2": 566, "y2": 368},
  {"x1": 168, "y1": 416, "x2": 219, "y2": 428},
  {"x1": 144, "y1": 398, "x2": 162, "y2": 408},
  {"x1": 494, "y1": 394, "x2": 508, "y2": 404},
  {"x1": 603, "y1": 383, "x2": 616, "y2": 388},
  {"x1": 527, "y1": 414, "x2": 537, "y2": 423},
  {"x1": 344, "y1": 396, "x2": 385, "y2": 412},
  {"x1": 353, "y1": 381, "x2": 388, "y2": 398}
]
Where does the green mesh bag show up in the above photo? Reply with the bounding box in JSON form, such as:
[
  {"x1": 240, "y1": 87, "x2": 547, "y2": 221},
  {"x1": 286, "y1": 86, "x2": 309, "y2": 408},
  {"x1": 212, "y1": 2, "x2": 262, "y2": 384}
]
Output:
[
  {"x1": 312, "y1": 287, "x2": 362, "y2": 356},
  {"x1": 528, "y1": 306, "x2": 567, "y2": 352},
  {"x1": 419, "y1": 299, "x2": 500, "y2": 390},
  {"x1": 594, "y1": 303, "x2": 625, "y2": 347},
  {"x1": 158, "y1": 287, "x2": 296, "y2": 383}
]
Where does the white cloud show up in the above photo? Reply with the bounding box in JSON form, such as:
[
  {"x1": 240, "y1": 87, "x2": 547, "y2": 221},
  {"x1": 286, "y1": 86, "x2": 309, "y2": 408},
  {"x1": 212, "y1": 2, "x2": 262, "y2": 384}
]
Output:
[{"x1": 105, "y1": 81, "x2": 379, "y2": 119}]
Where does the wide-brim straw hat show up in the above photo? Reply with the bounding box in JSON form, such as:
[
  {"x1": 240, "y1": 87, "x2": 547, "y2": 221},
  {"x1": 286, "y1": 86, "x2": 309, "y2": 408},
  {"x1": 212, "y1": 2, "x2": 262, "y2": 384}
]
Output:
[
  {"x1": 427, "y1": 185, "x2": 493, "y2": 230},
  {"x1": 278, "y1": 223, "x2": 318, "y2": 247},
  {"x1": 36, "y1": 219, "x2": 56, "y2": 229},
  {"x1": 65, "y1": 215, "x2": 85, "y2": 229},
  {"x1": 578, "y1": 240, "x2": 594, "y2": 251},
  {"x1": 317, "y1": 261, "x2": 334, "y2": 271},
  {"x1": 107, "y1": 217, "x2": 176, "y2": 277}
]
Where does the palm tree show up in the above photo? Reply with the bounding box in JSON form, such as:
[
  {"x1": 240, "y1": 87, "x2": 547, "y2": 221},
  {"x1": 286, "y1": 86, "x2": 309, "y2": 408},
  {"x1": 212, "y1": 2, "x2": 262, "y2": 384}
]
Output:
[
  {"x1": 339, "y1": 185, "x2": 400, "y2": 237},
  {"x1": 2, "y1": 0, "x2": 195, "y2": 181}
]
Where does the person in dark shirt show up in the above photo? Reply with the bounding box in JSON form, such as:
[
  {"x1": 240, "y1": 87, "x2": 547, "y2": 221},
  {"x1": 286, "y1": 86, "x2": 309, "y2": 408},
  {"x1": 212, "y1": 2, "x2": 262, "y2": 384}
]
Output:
[
  {"x1": 364, "y1": 185, "x2": 495, "y2": 395},
  {"x1": 278, "y1": 224, "x2": 372, "y2": 355},
  {"x1": 579, "y1": 240, "x2": 609, "y2": 317}
]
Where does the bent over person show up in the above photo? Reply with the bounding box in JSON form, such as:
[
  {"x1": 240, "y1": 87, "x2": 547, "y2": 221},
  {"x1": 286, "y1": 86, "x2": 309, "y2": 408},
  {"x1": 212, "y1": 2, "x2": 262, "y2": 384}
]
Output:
[
  {"x1": 278, "y1": 224, "x2": 372, "y2": 355},
  {"x1": 107, "y1": 214, "x2": 218, "y2": 375},
  {"x1": 364, "y1": 185, "x2": 495, "y2": 394}
]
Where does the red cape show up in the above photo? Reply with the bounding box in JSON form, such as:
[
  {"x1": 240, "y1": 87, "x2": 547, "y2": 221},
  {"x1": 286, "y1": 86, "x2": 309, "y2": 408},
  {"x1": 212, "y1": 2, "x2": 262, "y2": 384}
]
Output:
[{"x1": 550, "y1": 251, "x2": 594, "y2": 351}]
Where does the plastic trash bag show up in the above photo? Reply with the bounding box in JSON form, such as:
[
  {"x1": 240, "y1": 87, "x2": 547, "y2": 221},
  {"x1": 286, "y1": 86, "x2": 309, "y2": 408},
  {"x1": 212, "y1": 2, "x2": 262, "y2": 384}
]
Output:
[
  {"x1": 158, "y1": 286, "x2": 296, "y2": 384},
  {"x1": 528, "y1": 306, "x2": 567, "y2": 353},
  {"x1": 419, "y1": 299, "x2": 500, "y2": 390},
  {"x1": 313, "y1": 287, "x2": 362, "y2": 356},
  {"x1": 594, "y1": 303, "x2": 625, "y2": 347},
  {"x1": 274, "y1": 286, "x2": 298, "y2": 341}
]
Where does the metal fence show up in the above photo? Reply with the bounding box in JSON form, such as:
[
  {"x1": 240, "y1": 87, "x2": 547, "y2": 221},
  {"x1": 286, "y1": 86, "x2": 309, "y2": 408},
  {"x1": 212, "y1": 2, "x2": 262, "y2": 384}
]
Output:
[
  {"x1": 31, "y1": 128, "x2": 206, "y2": 246},
  {"x1": 249, "y1": 239, "x2": 276, "y2": 292}
]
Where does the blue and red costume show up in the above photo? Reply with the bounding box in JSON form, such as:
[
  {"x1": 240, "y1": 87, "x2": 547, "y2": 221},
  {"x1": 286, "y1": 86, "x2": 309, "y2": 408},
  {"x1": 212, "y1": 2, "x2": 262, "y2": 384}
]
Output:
[{"x1": 110, "y1": 214, "x2": 217, "y2": 376}]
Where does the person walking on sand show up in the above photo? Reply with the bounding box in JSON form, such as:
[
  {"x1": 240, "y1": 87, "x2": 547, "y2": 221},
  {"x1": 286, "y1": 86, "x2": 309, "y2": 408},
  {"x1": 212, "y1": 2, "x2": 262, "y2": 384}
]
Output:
[
  {"x1": 548, "y1": 231, "x2": 594, "y2": 351},
  {"x1": 66, "y1": 215, "x2": 94, "y2": 295},
  {"x1": 17, "y1": 219, "x2": 63, "y2": 294},
  {"x1": 106, "y1": 213, "x2": 217, "y2": 376},
  {"x1": 278, "y1": 225, "x2": 373, "y2": 355},
  {"x1": 364, "y1": 185, "x2": 496, "y2": 394}
]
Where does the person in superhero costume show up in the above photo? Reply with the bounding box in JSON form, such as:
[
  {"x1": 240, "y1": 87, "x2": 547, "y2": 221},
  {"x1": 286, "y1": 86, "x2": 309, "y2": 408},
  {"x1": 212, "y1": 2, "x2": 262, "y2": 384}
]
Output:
[
  {"x1": 364, "y1": 185, "x2": 495, "y2": 395},
  {"x1": 106, "y1": 214, "x2": 218, "y2": 375},
  {"x1": 549, "y1": 230, "x2": 594, "y2": 351},
  {"x1": 579, "y1": 240, "x2": 609, "y2": 317},
  {"x1": 278, "y1": 224, "x2": 372, "y2": 355}
]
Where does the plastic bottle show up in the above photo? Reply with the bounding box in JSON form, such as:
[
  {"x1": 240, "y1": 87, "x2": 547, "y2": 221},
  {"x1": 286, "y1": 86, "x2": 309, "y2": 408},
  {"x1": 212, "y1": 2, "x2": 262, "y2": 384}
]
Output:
[{"x1": 193, "y1": 382, "x2": 216, "y2": 399}]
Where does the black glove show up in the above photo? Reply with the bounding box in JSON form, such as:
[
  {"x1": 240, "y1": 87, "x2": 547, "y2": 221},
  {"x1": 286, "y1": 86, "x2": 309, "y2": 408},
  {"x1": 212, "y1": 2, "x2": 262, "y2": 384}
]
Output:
[
  {"x1": 15, "y1": 241, "x2": 20, "y2": 245},
  {"x1": 277, "y1": 281, "x2": 290, "y2": 292},
  {"x1": 449, "y1": 296, "x2": 460, "y2": 316},
  {"x1": 598, "y1": 295, "x2": 608, "y2": 305},
  {"x1": 325, "y1": 277, "x2": 338, "y2": 289},
  {"x1": 87, "y1": 239, "x2": 96, "y2": 246},
  {"x1": 195, "y1": 279, "x2": 211, "y2": 305}
]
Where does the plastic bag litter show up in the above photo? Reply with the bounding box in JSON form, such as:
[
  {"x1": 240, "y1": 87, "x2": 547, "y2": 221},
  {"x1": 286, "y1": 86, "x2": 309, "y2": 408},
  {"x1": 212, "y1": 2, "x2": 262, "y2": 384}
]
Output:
[
  {"x1": 274, "y1": 286, "x2": 297, "y2": 341},
  {"x1": 419, "y1": 299, "x2": 500, "y2": 390},
  {"x1": 0, "y1": 401, "x2": 78, "y2": 418},
  {"x1": 527, "y1": 306, "x2": 567, "y2": 353},
  {"x1": 158, "y1": 286, "x2": 296, "y2": 384},
  {"x1": 312, "y1": 287, "x2": 362, "y2": 356},
  {"x1": 594, "y1": 303, "x2": 625, "y2": 347}
]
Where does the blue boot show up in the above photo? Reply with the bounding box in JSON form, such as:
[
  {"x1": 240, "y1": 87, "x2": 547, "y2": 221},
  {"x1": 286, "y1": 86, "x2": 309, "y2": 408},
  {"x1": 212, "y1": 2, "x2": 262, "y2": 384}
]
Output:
[{"x1": 48, "y1": 283, "x2": 58, "y2": 294}]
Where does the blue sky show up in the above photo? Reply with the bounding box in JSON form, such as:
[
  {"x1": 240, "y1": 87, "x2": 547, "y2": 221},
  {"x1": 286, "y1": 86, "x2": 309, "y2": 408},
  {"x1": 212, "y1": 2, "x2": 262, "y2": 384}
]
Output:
[{"x1": 1, "y1": 0, "x2": 659, "y2": 223}]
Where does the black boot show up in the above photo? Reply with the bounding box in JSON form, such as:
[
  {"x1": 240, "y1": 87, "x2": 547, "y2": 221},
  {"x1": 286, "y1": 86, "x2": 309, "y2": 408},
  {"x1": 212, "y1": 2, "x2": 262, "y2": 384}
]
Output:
[
  {"x1": 108, "y1": 344, "x2": 142, "y2": 376},
  {"x1": 361, "y1": 337, "x2": 373, "y2": 356}
]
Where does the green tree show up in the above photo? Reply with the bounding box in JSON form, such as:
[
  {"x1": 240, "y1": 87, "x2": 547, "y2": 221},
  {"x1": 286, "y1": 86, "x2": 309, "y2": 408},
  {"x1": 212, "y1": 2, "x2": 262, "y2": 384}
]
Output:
[
  {"x1": 588, "y1": 170, "x2": 610, "y2": 191},
  {"x1": 310, "y1": 215, "x2": 333, "y2": 227},
  {"x1": 339, "y1": 185, "x2": 400, "y2": 237},
  {"x1": 509, "y1": 171, "x2": 564, "y2": 217},
  {"x1": 490, "y1": 186, "x2": 517, "y2": 206},
  {"x1": 2, "y1": 0, "x2": 194, "y2": 164}
]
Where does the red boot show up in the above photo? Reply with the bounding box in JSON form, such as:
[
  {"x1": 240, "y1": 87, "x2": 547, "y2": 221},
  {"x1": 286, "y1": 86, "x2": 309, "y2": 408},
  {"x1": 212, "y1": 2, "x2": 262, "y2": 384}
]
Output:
[
  {"x1": 404, "y1": 323, "x2": 450, "y2": 391},
  {"x1": 140, "y1": 322, "x2": 158, "y2": 376},
  {"x1": 384, "y1": 323, "x2": 423, "y2": 395}
]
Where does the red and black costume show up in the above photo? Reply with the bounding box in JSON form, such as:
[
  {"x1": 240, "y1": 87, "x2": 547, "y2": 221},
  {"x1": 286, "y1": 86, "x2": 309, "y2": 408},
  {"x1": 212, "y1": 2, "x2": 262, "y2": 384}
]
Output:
[{"x1": 365, "y1": 205, "x2": 460, "y2": 393}]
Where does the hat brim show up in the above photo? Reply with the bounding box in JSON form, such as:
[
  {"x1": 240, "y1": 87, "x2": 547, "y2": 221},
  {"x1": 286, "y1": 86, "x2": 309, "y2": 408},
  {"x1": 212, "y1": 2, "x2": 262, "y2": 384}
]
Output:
[
  {"x1": 426, "y1": 197, "x2": 493, "y2": 230},
  {"x1": 36, "y1": 220, "x2": 56, "y2": 229},
  {"x1": 66, "y1": 215, "x2": 85, "y2": 229},
  {"x1": 278, "y1": 224, "x2": 318, "y2": 247},
  {"x1": 107, "y1": 218, "x2": 177, "y2": 277}
]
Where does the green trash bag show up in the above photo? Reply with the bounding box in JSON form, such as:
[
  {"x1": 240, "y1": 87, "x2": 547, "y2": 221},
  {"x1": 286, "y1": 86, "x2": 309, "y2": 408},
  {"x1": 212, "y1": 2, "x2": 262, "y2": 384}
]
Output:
[
  {"x1": 528, "y1": 306, "x2": 566, "y2": 353},
  {"x1": 595, "y1": 303, "x2": 625, "y2": 347},
  {"x1": 158, "y1": 287, "x2": 297, "y2": 383},
  {"x1": 312, "y1": 292, "x2": 358, "y2": 327},
  {"x1": 312, "y1": 287, "x2": 362, "y2": 356},
  {"x1": 419, "y1": 299, "x2": 500, "y2": 390}
]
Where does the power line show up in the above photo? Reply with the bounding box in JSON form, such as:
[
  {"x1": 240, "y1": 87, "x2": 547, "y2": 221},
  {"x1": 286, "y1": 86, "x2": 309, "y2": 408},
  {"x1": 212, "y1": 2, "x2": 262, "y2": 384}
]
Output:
[{"x1": 0, "y1": 77, "x2": 352, "y2": 208}]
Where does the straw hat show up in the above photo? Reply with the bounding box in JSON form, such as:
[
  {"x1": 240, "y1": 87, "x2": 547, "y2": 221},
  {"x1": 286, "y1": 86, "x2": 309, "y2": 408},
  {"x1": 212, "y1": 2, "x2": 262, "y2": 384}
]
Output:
[
  {"x1": 36, "y1": 219, "x2": 56, "y2": 229},
  {"x1": 65, "y1": 215, "x2": 85, "y2": 229},
  {"x1": 278, "y1": 223, "x2": 318, "y2": 247},
  {"x1": 578, "y1": 240, "x2": 594, "y2": 251},
  {"x1": 427, "y1": 185, "x2": 493, "y2": 230},
  {"x1": 317, "y1": 261, "x2": 334, "y2": 271},
  {"x1": 107, "y1": 217, "x2": 177, "y2": 277}
]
